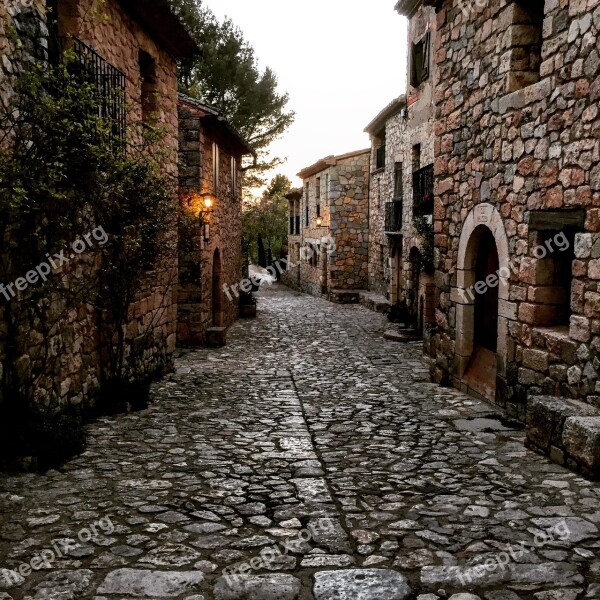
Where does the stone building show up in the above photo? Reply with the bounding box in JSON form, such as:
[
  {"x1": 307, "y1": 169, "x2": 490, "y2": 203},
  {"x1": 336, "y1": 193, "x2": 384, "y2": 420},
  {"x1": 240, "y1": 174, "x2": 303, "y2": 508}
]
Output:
[
  {"x1": 428, "y1": 0, "x2": 599, "y2": 424},
  {"x1": 365, "y1": 97, "x2": 407, "y2": 301},
  {"x1": 0, "y1": 0, "x2": 198, "y2": 451},
  {"x1": 282, "y1": 150, "x2": 370, "y2": 300},
  {"x1": 364, "y1": 1, "x2": 438, "y2": 337},
  {"x1": 177, "y1": 95, "x2": 253, "y2": 347}
]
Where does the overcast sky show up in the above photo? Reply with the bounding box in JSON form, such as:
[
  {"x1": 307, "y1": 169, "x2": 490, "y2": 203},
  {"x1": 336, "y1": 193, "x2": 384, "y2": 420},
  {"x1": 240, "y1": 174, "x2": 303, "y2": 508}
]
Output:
[{"x1": 201, "y1": 0, "x2": 409, "y2": 189}]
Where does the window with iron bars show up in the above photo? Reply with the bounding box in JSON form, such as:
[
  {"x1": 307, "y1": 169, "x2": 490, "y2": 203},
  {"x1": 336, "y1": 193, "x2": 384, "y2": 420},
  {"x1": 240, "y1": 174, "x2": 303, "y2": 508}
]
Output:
[
  {"x1": 413, "y1": 165, "x2": 434, "y2": 217},
  {"x1": 53, "y1": 37, "x2": 126, "y2": 143},
  {"x1": 385, "y1": 201, "x2": 403, "y2": 233}
]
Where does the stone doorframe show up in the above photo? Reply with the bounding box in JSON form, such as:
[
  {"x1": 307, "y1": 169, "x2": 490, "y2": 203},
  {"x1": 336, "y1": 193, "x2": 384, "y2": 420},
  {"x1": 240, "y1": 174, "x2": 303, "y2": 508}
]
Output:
[{"x1": 454, "y1": 203, "x2": 511, "y2": 391}]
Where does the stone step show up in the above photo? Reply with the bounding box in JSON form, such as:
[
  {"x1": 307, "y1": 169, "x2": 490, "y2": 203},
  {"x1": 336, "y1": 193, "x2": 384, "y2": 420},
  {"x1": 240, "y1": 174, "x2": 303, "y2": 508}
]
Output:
[
  {"x1": 206, "y1": 327, "x2": 227, "y2": 347},
  {"x1": 358, "y1": 291, "x2": 392, "y2": 314},
  {"x1": 328, "y1": 289, "x2": 365, "y2": 304},
  {"x1": 526, "y1": 395, "x2": 600, "y2": 479},
  {"x1": 384, "y1": 329, "x2": 420, "y2": 343}
]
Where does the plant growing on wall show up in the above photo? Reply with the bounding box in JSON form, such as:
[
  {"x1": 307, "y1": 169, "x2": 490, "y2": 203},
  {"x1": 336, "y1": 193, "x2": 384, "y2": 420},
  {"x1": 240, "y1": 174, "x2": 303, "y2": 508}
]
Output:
[
  {"x1": 0, "y1": 57, "x2": 117, "y2": 467},
  {"x1": 0, "y1": 51, "x2": 174, "y2": 466},
  {"x1": 91, "y1": 140, "x2": 176, "y2": 411},
  {"x1": 413, "y1": 215, "x2": 435, "y2": 275}
]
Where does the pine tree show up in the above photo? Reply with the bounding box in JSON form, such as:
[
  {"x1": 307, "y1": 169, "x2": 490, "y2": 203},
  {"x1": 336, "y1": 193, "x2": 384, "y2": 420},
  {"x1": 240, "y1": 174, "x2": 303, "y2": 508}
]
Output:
[{"x1": 169, "y1": 0, "x2": 295, "y2": 188}]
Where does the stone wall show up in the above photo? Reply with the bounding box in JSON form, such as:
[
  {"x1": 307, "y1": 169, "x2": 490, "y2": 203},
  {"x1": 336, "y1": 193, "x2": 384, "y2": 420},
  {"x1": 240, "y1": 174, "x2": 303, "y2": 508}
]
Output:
[
  {"x1": 367, "y1": 164, "x2": 392, "y2": 298},
  {"x1": 0, "y1": 0, "x2": 181, "y2": 435},
  {"x1": 60, "y1": 0, "x2": 179, "y2": 380},
  {"x1": 0, "y1": 1, "x2": 48, "y2": 112},
  {"x1": 281, "y1": 234, "x2": 303, "y2": 292},
  {"x1": 56, "y1": 0, "x2": 179, "y2": 175},
  {"x1": 282, "y1": 150, "x2": 370, "y2": 298},
  {"x1": 178, "y1": 101, "x2": 244, "y2": 344},
  {"x1": 329, "y1": 151, "x2": 370, "y2": 291},
  {"x1": 400, "y1": 4, "x2": 437, "y2": 335},
  {"x1": 295, "y1": 169, "x2": 331, "y2": 297},
  {"x1": 432, "y1": 0, "x2": 600, "y2": 416}
]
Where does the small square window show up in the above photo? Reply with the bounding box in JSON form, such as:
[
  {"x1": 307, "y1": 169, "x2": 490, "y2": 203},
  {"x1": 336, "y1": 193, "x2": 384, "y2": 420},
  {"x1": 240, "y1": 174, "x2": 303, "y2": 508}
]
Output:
[{"x1": 505, "y1": 1, "x2": 545, "y2": 91}]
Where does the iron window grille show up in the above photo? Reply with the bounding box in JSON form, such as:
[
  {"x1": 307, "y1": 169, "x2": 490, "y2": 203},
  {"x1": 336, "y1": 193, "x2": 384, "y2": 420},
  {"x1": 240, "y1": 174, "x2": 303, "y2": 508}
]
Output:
[
  {"x1": 385, "y1": 201, "x2": 403, "y2": 233},
  {"x1": 56, "y1": 36, "x2": 126, "y2": 142},
  {"x1": 413, "y1": 164, "x2": 434, "y2": 217}
]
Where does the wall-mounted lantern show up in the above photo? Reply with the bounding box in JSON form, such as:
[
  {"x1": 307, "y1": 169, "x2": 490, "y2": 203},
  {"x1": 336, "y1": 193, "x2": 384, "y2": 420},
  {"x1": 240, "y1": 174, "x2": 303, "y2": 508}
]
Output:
[
  {"x1": 316, "y1": 216, "x2": 324, "y2": 227},
  {"x1": 194, "y1": 193, "x2": 215, "y2": 243}
]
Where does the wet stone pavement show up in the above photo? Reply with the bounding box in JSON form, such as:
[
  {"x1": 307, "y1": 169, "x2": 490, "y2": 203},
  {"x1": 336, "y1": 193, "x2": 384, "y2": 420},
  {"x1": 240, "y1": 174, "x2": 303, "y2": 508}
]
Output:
[{"x1": 1, "y1": 283, "x2": 599, "y2": 600}]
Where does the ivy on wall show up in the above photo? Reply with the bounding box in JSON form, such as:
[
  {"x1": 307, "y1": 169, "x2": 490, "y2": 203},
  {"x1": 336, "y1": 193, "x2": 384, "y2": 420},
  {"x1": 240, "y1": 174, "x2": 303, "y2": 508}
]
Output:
[
  {"x1": 413, "y1": 215, "x2": 435, "y2": 275},
  {"x1": 0, "y1": 50, "x2": 175, "y2": 468}
]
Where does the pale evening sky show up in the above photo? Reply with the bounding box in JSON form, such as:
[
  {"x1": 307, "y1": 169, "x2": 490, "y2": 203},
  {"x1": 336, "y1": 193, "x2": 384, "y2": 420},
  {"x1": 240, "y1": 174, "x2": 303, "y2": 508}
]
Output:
[{"x1": 201, "y1": 0, "x2": 409, "y2": 189}]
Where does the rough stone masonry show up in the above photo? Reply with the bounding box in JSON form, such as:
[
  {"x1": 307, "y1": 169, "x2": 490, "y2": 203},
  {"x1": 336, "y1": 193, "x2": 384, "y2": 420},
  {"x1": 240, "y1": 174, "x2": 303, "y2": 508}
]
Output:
[{"x1": 431, "y1": 0, "x2": 599, "y2": 416}]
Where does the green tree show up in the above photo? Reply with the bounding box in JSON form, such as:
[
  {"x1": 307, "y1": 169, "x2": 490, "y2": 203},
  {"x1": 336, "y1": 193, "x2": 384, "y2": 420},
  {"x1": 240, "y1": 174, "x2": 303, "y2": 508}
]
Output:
[
  {"x1": 243, "y1": 174, "x2": 291, "y2": 265},
  {"x1": 169, "y1": 0, "x2": 295, "y2": 188},
  {"x1": 257, "y1": 233, "x2": 267, "y2": 269}
]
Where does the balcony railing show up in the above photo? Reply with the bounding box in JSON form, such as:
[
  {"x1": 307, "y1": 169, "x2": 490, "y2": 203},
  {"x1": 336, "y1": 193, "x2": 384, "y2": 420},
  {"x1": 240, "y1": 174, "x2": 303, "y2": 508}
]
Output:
[
  {"x1": 56, "y1": 36, "x2": 126, "y2": 142},
  {"x1": 413, "y1": 164, "x2": 434, "y2": 217},
  {"x1": 385, "y1": 200, "x2": 403, "y2": 233}
]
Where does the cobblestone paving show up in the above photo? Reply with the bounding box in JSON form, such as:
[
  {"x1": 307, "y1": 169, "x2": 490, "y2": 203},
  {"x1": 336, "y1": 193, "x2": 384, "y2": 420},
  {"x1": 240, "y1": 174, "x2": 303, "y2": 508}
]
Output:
[{"x1": 1, "y1": 284, "x2": 599, "y2": 600}]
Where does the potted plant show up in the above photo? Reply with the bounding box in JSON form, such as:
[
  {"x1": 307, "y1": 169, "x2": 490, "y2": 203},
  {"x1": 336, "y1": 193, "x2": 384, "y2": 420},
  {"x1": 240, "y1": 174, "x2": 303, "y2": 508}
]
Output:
[{"x1": 240, "y1": 290, "x2": 257, "y2": 318}]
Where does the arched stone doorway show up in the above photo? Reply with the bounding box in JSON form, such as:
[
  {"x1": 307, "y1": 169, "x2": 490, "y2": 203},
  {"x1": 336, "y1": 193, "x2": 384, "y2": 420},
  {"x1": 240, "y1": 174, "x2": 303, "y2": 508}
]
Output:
[
  {"x1": 474, "y1": 228, "x2": 500, "y2": 352},
  {"x1": 212, "y1": 248, "x2": 223, "y2": 327},
  {"x1": 455, "y1": 204, "x2": 510, "y2": 404}
]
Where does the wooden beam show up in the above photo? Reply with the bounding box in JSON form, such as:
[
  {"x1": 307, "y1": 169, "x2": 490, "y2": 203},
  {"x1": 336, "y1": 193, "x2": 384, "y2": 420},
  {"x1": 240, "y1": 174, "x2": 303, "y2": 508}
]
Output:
[{"x1": 526, "y1": 209, "x2": 586, "y2": 231}]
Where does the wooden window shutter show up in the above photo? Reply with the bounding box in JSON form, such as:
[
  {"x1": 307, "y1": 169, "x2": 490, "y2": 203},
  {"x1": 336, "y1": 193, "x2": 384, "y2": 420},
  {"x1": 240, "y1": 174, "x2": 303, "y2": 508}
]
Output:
[{"x1": 422, "y1": 32, "x2": 431, "y2": 81}]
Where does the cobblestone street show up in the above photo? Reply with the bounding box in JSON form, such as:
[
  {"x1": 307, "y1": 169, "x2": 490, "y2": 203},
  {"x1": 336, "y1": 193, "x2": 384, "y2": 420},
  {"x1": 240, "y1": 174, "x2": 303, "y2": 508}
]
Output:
[{"x1": 1, "y1": 284, "x2": 599, "y2": 600}]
